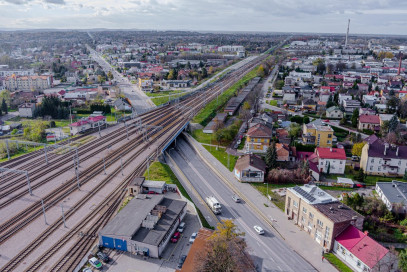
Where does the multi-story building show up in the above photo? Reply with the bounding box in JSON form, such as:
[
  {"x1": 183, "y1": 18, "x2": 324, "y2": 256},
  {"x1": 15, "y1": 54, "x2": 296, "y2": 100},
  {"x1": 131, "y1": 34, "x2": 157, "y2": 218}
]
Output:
[
  {"x1": 285, "y1": 185, "x2": 363, "y2": 251},
  {"x1": 376, "y1": 181, "x2": 407, "y2": 214},
  {"x1": 234, "y1": 154, "x2": 266, "y2": 182},
  {"x1": 302, "y1": 123, "x2": 334, "y2": 147},
  {"x1": 138, "y1": 77, "x2": 153, "y2": 92},
  {"x1": 3, "y1": 75, "x2": 53, "y2": 91},
  {"x1": 0, "y1": 68, "x2": 35, "y2": 77},
  {"x1": 245, "y1": 123, "x2": 272, "y2": 153},
  {"x1": 18, "y1": 103, "x2": 36, "y2": 118},
  {"x1": 326, "y1": 106, "x2": 343, "y2": 119},
  {"x1": 316, "y1": 147, "x2": 346, "y2": 174},
  {"x1": 217, "y1": 45, "x2": 245, "y2": 52},
  {"x1": 358, "y1": 114, "x2": 380, "y2": 131},
  {"x1": 360, "y1": 138, "x2": 407, "y2": 177}
]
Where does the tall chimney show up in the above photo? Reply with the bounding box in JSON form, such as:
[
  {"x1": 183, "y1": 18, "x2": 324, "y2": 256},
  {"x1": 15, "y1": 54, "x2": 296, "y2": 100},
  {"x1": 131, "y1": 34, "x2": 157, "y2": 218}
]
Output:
[{"x1": 345, "y1": 19, "x2": 350, "y2": 48}]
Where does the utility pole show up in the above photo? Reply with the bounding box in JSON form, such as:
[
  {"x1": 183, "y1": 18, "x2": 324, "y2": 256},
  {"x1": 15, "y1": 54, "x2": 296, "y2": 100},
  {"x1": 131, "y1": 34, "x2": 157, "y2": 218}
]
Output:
[
  {"x1": 41, "y1": 199, "x2": 47, "y2": 225},
  {"x1": 61, "y1": 203, "x2": 67, "y2": 228}
]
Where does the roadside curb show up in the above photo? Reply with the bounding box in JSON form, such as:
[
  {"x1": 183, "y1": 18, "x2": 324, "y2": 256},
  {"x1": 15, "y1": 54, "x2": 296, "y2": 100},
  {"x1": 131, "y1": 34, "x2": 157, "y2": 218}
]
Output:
[
  {"x1": 165, "y1": 151, "x2": 219, "y2": 227},
  {"x1": 182, "y1": 132, "x2": 285, "y2": 240}
]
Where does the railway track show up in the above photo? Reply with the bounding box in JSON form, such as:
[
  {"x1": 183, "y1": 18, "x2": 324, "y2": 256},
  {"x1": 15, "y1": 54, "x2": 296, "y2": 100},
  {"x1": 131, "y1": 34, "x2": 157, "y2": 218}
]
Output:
[{"x1": 0, "y1": 51, "x2": 270, "y2": 271}]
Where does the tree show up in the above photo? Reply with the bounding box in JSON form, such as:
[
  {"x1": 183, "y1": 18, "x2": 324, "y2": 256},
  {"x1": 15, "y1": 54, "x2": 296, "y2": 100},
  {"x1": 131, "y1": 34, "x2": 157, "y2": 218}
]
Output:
[
  {"x1": 356, "y1": 168, "x2": 365, "y2": 182},
  {"x1": 196, "y1": 219, "x2": 255, "y2": 272},
  {"x1": 388, "y1": 115, "x2": 399, "y2": 132},
  {"x1": 326, "y1": 95, "x2": 335, "y2": 109},
  {"x1": 107, "y1": 71, "x2": 113, "y2": 80},
  {"x1": 257, "y1": 65, "x2": 265, "y2": 77},
  {"x1": 265, "y1": 142, "x2": 277, "y2": 169},
  {"x1": 202, "y1": 67, "x2": 208, "y2": 78},
  {"x1": 289, "y1": 123, "x2": 301, "y2": 138},
  {"x1": 351, "y1": 108, "x2": 359, "y2": 127},
  {"x1": 208, "y1": 66, "x2": 214, "y2": 74},
  {"x1": 404, "y1": 170, "x2": 407, "y2": 181},
  {"x1": 340, "y1": 116, "x2": 347, "y2": 125},
  {"x1": 387, "y1": 96, "x2": 400, "y2": 113},
  {"x1": 243, "y1": 101, "x2": 251, "y2": 110},
  {"x1": 352, "y1": 142, "x2": 365, "y2": 157},
  {"x1": 1, "y1": 98, "x2": 6, "y2": 114},
  {"x1": 398, "y1": 250, "x2": 407, "y2": 272},
  {"x1": 0, "y1": 90, "x2": 11, "y2": 105},
  {"x1": 167, "y1": 69, "x2": 177, "y2": 80}
]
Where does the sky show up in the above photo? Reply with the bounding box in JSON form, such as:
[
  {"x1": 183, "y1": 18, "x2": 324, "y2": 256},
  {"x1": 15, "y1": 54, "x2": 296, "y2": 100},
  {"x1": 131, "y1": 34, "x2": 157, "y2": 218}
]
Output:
[{"x1": 0, "y1": 0, "x2": 406, "y2": 35}]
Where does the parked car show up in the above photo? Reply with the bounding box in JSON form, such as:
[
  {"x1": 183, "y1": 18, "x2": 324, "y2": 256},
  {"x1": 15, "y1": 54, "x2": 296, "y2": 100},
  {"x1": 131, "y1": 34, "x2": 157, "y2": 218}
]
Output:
[
  {"x1": 147, "y1": 191, "x2": 158, "y2": 194},
  {"x1": 351, "y1": 155, "x2": 359, "y2": 161},
  {"x1": 177, "y1": 222, "x2": 186, "y2": 233},
  {"x1": 355, "y1": 183, "x2": 366, "y2": 188},
  {"x1": 232, "y1": 194, "x2": 241, "y2": 203},
  {"x1": 88, "y1": 257, "x2": 103, "y2": 270},
  {"x1": 178, "y1": 255, "x2": 187, "y2": 268},
  {"x1": 83, "y1": 268, "x2": 93, "y2": 272},
  {"x1": 254, "y1": 225, "x2": 264, "y2": 235},
  {"x1": 189, "y1": 232, "x2": 197, "y2": 243},
  {"x1": 171, "y1": 232, "x2": 181, "y2": 243},
  {"x1": 96, "y1": 251, "x2": 110, "y2": 263}
]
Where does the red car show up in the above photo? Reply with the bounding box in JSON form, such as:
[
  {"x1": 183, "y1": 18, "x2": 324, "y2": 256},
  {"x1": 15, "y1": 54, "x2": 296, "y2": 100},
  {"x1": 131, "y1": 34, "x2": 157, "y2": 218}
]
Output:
[
  {"x1": 147, "y1": 191, "x2": 158, "y2": 195},
  {"x1": 323, "y1": 120, "x2": 330, "y2": 122},
  {"x1": 355, "y1": 184, "x2": 366, "y2": 188},
  {"x1": 171, "y1": 232, "x2": 181, "y2": 243}
]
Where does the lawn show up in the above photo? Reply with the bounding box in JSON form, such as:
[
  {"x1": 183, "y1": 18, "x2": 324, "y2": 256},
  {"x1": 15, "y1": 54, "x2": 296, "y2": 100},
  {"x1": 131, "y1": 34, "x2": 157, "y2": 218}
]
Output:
[
  {"x1": 151, "y1": 93, "x2": 187, "y2": 106},
  {"x1": 269, "y1": 100, "x2": 278, "y2": 106},
  {"x1": 324, "y1": 166, "x2": 405, "y2": 186},
  {"x1": 145, "y1": 90, "x2": 185, "y2": 97},
  {"x1": 192, "y1": 67, "x2": 259, "y2": 126},
  {"x1": 251, "y1": 183, "x2": 296, "y2": 211},
  {"x1": 324, "y1": 253, "x2": 353, "y2": 272},
  {"x1": 202, "y1": 145, "x2": 237, "y2": 172},
  {"x1": 143, "y1": 162, "x2": 213, "y2": 229},
  {"x1": 190, "y1": 129, "x2": 214, "y2": 145}
]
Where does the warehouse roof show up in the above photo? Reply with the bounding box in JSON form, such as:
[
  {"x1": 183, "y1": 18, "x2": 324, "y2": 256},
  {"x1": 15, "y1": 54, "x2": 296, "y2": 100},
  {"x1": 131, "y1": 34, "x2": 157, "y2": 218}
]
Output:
[
  {"x1": 99, "y1": 195, "x2": 164, "y2": 237},
  {"x1": 132, "y1": 197, "x2": 186, "y2": 246}
]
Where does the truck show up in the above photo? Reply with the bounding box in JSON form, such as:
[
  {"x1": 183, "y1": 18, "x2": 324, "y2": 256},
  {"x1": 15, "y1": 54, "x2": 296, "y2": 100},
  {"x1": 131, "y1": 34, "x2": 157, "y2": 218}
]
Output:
[{"x1": 205, "y1": 196, "x2": 222, "y2": 214}]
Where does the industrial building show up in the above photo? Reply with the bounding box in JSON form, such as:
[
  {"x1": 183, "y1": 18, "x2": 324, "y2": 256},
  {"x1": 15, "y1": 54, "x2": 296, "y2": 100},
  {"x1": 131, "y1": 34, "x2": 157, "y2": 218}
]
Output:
[{"x1": 99, "y1": 194, "x2": 187, "y2": 258}]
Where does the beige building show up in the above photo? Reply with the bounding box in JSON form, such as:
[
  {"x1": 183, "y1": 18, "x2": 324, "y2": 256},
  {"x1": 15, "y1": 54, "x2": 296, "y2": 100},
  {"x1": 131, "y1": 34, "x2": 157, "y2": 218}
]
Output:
[
  {"x1": 3, "y1": 75, "x2": 53, "y2": 91},
  {"x1": 285, "y1": 185, "x2": 363, "y2": 251}
]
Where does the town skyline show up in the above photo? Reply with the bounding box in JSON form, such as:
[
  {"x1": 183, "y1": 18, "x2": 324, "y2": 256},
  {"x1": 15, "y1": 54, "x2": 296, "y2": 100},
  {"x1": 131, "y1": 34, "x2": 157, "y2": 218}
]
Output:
[{"x1": 1, "y1": 0, "x2": 406, "y2": 35}]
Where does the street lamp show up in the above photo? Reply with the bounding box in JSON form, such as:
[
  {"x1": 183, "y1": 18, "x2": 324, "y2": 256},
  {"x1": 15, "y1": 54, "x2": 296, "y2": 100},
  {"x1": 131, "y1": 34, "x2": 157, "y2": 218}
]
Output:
[{"x1": 264, "y1": 182, "x2": 269, "y2": 198}]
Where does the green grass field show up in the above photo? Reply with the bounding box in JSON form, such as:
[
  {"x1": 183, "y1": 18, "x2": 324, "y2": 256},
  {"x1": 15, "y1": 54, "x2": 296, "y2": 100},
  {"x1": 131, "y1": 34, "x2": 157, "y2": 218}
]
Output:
[
  {"x1": 202, "y1": 145, "x2": 237, "y2": 171},
  {"x1": 269, "y1": 100, "x2": 278, "y2": 106},
  {"x1": 145, "y1": 90, "x2": 185, "y2": 97},
  {"x1": 251, "y1": 183, "x2": 296, "y2": 211},
  {"x1": 190, "y1": 129, "x2": 214, "y2": 145},
  {"x1": 192, "y1": 68, "x2": 259, "y2": 126},
  {"x1": 324, "y1": 253, "x2": 353, "y2": 272},
  {"x1": 151, "y1": 93, "x2": 187, "y2": 106}
]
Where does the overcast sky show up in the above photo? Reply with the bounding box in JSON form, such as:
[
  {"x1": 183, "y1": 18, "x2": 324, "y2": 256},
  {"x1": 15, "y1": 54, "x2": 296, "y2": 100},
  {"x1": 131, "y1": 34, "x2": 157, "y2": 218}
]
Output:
[{"x1": 1, "y1": 0, "x2": 406, "y2": 35}]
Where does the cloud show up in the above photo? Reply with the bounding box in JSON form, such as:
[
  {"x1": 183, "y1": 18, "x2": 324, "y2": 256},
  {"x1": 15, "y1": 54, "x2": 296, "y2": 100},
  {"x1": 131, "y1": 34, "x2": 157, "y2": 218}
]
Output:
[
  {"x1": 3, "y1": 0, "x2": 32, "y2": 4},
  {"x1": 44, "y1": 0, "x2": 65, "y2": 4}
]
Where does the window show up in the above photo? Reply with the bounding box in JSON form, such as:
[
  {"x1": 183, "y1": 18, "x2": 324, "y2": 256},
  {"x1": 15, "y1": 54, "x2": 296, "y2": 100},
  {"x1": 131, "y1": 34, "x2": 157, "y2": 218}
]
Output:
[
  {"x1": 399, "y1": 161, "x2": 402, "y2": 166},
  {"x1": 340, "y1": 161, "x2": 343, "y2": 164},
  {"x1": 357, "y1": 260, "x2": 361, "y2": 267},
  {"x1": 370, "y1": 166, "x2": 373, "y2": 171},
  {"x1": 371, "y1": 159, "x2": 374, "y2": 163},
  {"x1": 328, "y1": 134, "x2": 332, "y2": 138},
  {"x1": 301, "y1": 216, "x2": 305, "y2": 224},
  {"x1": 378, "y1": 167, "x2": 381, "y2": 171},
  {"x1": 293, "y1": 200, "x2": 298, "y2": 208},
  {"x1": 309, "y1": 212, "x2": 314, "y2": 219},
  {"x1": 317, "y1": 219, "x2": 323, "y2": 227},
  {"x1": 303, "y1": 207, "x2": 307, "y2": 214},
  {"x1": 325, "y1": 226, "x2": 330, "y2": 239},
  {"x1": 308, "y1": 222, "x2": 312, "y2": 229}
]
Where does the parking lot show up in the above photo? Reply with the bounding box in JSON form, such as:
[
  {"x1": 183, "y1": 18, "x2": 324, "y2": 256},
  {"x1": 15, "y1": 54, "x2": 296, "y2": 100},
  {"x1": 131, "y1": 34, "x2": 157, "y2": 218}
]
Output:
[{"x1": 101, "y1": 208, "x2": 201, "y2": 272}]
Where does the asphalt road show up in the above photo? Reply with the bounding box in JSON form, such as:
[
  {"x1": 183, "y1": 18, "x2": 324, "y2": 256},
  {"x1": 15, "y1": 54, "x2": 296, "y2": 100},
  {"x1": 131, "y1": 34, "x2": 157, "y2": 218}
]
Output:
[
  {"x1": 168, "y1": 137, "x2": 316, "y2": 272},
  {"x1": 86, "y1": 45, "x2": 154, "y2": 112}
]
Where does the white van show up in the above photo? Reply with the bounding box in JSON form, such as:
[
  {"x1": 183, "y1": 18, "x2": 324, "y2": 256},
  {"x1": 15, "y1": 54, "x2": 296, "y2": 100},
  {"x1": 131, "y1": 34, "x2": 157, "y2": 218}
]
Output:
[{"x1": 177, "y1": 222, "x2": 186, "y2": 233}]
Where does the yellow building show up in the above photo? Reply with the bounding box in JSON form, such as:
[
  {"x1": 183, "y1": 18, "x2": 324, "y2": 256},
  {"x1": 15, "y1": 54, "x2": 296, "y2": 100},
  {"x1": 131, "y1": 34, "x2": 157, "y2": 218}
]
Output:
[
  {"x1": 302, "y1": 123, "x2": 334, "y2": 147},
  {"x1": 245, "y1": 123, "x2": 272, "y2": 153}
]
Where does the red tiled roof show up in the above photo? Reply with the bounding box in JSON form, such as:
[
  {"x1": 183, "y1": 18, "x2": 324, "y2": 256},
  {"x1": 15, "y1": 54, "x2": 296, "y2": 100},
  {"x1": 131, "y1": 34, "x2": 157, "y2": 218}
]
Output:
[
  {"x1": 359, "y1": 114, "x2": 380, "y2": 124},
  {"x1": 336, "y1": 225, "x2": 389, "y2": 269},
  {"x1": 316, "y1": 147, "x2": 346, "y2": 160},
  {"x1": 246, "y1": 123, "x2": 272, "y2": 138}
]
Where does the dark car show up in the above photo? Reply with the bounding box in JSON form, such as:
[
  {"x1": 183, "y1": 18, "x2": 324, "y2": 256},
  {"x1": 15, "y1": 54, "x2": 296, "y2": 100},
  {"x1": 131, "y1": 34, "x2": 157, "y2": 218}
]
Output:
[
  {"x1": 171, "y1": 232, "x2": 181, "y2": 243},
  {"x1": 96, "y1": 251, "x2": 110, "y2": 263},
  {"x1": 147, "y1": 191, "x2": 158, "y2": 194},
  {"x1": 178, "y1": 255, "x2": 187, "y2": 268}
]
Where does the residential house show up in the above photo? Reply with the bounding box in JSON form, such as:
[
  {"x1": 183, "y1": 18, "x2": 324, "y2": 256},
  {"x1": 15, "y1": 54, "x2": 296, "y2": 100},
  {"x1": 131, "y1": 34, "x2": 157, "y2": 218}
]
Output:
[
  {"x1": 375, "y1": 103, "x2": 388, "y2": 113},
  {"x1": 357, "y1": 83, "x2": 369, "y2": 92},
  {"x1": 18, "y1": 103, "x2": 36, "y2": 118},
  {"x1": 276, "y1": 143, "x2": 296, "y2": 162},
  {"x1": 302, "y1": 99, "x2": 317, "y2": 111},
  {"x1": 3, "y1": 75, "x2": 53, "y2": 91},
  {"x1": 234, "y1": 154, "x2": 267, "y2": 182},
  {"x1": 359, "y1": 108, "x2": 376, "y2": 116},
  {"x1": 376, "y1": 181, "x2": 407, "y2": 214},
  {"x1": 333, "y1": 225, "x2": 397, "y2": 272},
  {"x1": 326, "y1": 106, "x2": 343, "y2": 119},
  {"x1": 339, "y1": 94, "x2": 352, "y2": 105},
  {"x1": 379, "y1": 114, "x2": 397, "y2": 126},
  {"x1": 360, "y1": 138, "x2": 407, "y2": 177},
  {"x1": 358, "y1": 115, "x2": 380, "y2": 131},
  {"x1": 343, "y1": 100, "x2": 361, "y2": 114},
  {"x1": 69, "y1": 115, "x2": 106, "y2": 135},
  {"x1": 245, "y1": 123, "x2": 272, "y2": 153},
  {"x1": 319, "y1": 92, "x2": 331, "y2": 103},
  {"x1": 285, "y1": 185, "x2": 363, "y2": 251},
  {"x1": 362, "y1": 95, "x2": 378, "y2": 107},
  {"x1": 316, "y1": 147, "x2": 346, "y2": 174},
  {"x1": 113, "y1": 98, "x2": 132, "y2": 111},
  {"x1": 302, "y1": 123, "x2": 334, "y2": 147},
  {"x1": 282, "y1": 92, "x2": 296, "y2": 105},
  {"x1": 138, "y1": 77, "x2": 153, "y2": 92}
]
